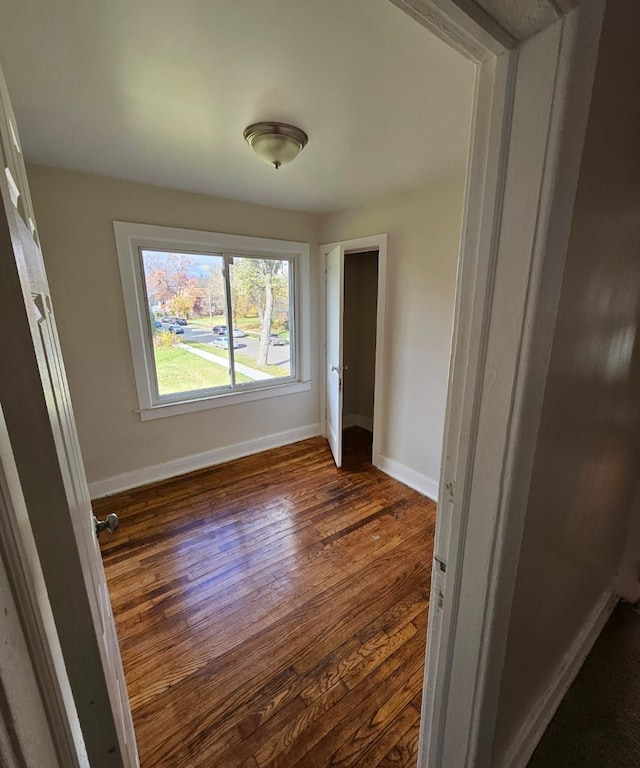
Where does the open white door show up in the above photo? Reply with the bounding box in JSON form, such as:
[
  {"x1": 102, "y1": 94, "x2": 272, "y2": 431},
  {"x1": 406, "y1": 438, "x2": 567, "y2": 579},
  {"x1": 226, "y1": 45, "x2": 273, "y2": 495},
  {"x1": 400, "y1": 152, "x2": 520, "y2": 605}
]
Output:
[
  {"x1": 326, "y1": 244, "x2": 345, "y2": 467},
  {"x1": 0, "y1": 67, "x2": 138, "y2": 767}
]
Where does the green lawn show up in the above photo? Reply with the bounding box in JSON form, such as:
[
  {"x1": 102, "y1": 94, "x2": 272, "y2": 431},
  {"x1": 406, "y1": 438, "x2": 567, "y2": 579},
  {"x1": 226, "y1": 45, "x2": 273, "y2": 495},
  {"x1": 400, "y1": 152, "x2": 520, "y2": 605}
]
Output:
[
  {"x1": 188, "y1": 316, "x2": 262, "y2": 333},
  {"x1": 186, "y1": 316, "x2": 289, "y2": 339},
  {"x1": 186, "y1": 341, "x2": 290, "y2": 377},
  {"x1": 154, "y1": 346, "x2": 250, "y2": 395},
  {"x1": 187, "y1": 315, "x2": 225, "y2": 329}
]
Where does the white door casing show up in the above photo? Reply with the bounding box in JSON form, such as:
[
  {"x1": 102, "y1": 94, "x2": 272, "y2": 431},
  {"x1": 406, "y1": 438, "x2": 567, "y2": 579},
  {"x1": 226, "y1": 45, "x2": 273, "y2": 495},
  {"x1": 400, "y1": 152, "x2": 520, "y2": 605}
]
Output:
[
  {"x1": 0, "y1": 3, "x2": 606, "y2": 768},
  {"x1": 0, "y1": 65, "x2": 138, "y2": 767},
  {"x1": 320, "y1": 235, "x2": 388, "y2": 473},
  {"x1": 0, "y1": 399, "x2": 90, "y2": 768},
  {"x1": 319, "y1": 3, "x2": 605, "y2": 767},
  {"x1": 326, "y1": 244, "x2": 345, "y2": 467},
  {"x1": 402, "y1": 2, "x2": 606, "y2": 767}
]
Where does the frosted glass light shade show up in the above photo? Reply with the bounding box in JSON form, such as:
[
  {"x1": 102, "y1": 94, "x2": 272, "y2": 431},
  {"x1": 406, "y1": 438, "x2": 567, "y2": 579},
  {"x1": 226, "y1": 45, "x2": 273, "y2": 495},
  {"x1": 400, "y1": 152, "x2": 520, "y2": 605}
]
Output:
[{"x1": 243, "y1": 122, "x2": 308, "y2": 169}]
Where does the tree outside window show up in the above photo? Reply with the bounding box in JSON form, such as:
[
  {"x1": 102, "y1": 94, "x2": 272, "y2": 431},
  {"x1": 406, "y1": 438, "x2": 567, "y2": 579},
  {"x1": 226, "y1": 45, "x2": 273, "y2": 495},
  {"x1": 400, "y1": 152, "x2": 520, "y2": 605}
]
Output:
[{"x1": 140, "y1": 249, "x2": 293, "y2": 399}]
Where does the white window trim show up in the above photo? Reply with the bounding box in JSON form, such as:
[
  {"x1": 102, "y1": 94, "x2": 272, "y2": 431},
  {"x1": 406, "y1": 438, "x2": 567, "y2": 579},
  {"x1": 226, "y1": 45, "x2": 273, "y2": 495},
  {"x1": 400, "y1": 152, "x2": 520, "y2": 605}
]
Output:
[{"x1": 114, "y1": 221, "x2": 312, "y2": 420}]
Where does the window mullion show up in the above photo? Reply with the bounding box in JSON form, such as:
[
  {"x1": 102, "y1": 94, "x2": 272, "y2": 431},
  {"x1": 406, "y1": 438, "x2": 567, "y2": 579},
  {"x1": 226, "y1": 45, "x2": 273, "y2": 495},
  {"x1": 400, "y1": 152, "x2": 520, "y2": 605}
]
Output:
[
  {"x1": 289, "y1": 258, "x2": 296, "y2": 379},
  {"x1": 223, "y1": 255, "x2": 237, "y2": 388}
]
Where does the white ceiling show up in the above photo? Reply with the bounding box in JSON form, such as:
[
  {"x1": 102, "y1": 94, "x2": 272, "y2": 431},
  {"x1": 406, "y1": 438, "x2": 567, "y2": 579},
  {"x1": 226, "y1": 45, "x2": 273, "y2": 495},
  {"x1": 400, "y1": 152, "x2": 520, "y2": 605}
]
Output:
[{"x1": 0, "y1": 0, "x2": 475, "y2": 214}]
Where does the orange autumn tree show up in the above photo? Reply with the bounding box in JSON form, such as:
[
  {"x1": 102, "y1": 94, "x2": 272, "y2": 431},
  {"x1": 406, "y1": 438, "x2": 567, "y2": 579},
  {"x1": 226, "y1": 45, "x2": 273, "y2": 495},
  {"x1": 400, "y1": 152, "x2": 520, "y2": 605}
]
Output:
[{"x1": 144, "y1": 252, "x2": 201, "y2": 318}]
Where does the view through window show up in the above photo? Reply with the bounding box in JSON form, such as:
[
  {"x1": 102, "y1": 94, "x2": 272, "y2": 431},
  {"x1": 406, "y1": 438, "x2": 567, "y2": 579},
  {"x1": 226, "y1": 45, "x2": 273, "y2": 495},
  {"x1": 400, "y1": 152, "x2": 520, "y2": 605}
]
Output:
[{"x1": 140, "y1": 249, "x2": 293, "y2": 399}]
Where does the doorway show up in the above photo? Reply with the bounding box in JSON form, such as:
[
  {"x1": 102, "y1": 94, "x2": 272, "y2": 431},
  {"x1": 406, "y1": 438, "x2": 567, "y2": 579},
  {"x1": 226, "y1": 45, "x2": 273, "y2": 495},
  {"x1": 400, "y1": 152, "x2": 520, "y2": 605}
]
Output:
[
  {"x1": 0, "y1": 2, "x2": 600, "y2": 767},
  {"x1": 342, "y1": 249, "x2": 379, "y2": 466},
  {"x1": 322, "y1": 234, "x2": 388, "y2": 472}
]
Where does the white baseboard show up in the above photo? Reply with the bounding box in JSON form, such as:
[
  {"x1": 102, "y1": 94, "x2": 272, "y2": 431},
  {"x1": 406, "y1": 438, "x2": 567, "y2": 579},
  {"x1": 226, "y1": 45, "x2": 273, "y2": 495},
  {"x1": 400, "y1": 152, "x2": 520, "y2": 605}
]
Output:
[
  {"x1": 89, "y1": 423, "x2": 323, "y2": 499},
  {"x1": 343, "y1": 413, "x2": 374, "y2": 432},
  {"x1": 373, "y1": 454, "x2": 439, "y2": 501},
  {"x1": 502, "y1": 589, "x2": 618, "y2": 768}
]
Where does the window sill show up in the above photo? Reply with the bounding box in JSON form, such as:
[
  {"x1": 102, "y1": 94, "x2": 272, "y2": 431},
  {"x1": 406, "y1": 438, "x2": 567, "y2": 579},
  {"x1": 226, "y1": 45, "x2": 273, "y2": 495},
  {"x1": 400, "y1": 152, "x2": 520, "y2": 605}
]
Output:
[{"x1": 137, "y1": 380, "x2": 312, "y2": 421}]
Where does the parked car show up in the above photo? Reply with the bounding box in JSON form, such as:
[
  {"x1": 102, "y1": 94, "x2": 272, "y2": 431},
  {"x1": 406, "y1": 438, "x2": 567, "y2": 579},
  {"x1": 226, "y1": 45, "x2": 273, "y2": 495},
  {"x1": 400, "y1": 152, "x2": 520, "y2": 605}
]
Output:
[
  {"x1": 212, "y1": 336, "x2": 239, "y2": 349},
  {"x1": 154, "y1": 320, "x2": 162, "y2": 329},
  {"x1": 167, "y1": 324, "x2": 184, "y2": 334},
  {"x1": 269, "y1": 333, "x2": 288, "y2": 346},
  {"x1": 176, "y1": 318, "x2": 188, "y2": 326},
  {"x1": 232, "y1": 328, "x2": 246, "y2": 338},
  {"x1": 212, "y1": 325, "x2": 227, "y2": 335}
]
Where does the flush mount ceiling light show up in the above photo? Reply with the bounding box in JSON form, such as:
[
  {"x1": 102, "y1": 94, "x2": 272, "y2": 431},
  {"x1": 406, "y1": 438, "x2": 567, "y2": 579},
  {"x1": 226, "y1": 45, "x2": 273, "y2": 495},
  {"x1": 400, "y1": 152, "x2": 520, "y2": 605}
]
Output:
[{"x1": 243, "y1": 122, "x2": 308, "y2": 170}]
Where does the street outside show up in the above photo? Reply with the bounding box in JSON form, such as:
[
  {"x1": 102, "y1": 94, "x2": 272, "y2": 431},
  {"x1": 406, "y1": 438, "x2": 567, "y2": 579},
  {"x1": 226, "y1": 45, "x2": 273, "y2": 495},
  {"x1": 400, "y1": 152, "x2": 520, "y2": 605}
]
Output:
[
  {"x1": 145, "y1": 251, "x2": 291, "y2": 395},
  {"x1": 177, "y1": 325, "x2": 291, "y2": 368}
]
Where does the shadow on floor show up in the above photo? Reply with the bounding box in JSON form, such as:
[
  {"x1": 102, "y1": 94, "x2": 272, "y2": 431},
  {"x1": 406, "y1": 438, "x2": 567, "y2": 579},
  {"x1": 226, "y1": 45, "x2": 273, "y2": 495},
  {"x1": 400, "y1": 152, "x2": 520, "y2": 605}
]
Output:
[{"x1": 341, "y1": 426, "x2": 373, "y2": 472}]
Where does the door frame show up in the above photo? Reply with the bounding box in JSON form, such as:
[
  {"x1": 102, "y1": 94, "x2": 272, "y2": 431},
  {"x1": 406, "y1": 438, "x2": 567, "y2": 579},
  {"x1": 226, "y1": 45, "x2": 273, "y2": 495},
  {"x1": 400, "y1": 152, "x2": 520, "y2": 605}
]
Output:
[
  {"x1": 323, "y1": 2, "x2": 605, "y2": 766},
  {"x1": 320, "y1": 234, "x2": 388, "y2": 468},
  {"x1": 0, "y1": 0, "x2": 606, "y2": 765},
  {"x1": 0, "y1": 404, "x2": 86, "y2": 768},
  {"x1": 0, "y1": 64, "x2": 138, "y2": 766}
]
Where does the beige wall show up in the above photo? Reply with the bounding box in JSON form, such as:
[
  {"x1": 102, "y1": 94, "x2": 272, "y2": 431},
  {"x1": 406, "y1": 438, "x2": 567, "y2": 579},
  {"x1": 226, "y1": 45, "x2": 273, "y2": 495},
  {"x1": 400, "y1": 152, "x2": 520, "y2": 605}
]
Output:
[
  {"x1": 343, "y1": 251, "x2": 378, "y2": 425},
  {"x1": 27, "y1": 165, "x2": 320, "y2": 487},
  {"x1": 321, "y1": 179, "x2": 467, "y2": 488},
  {"x1": 492, "y1": 0, "x2": 640, "y2": 761},
  {"x1": 28, "y1": 164, "x2": 468, "y2": 493}
]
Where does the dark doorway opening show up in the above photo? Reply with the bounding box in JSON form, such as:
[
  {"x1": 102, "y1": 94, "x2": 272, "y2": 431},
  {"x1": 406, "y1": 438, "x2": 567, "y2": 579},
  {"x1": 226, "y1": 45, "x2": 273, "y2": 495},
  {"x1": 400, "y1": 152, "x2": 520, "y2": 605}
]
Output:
[{"x1": 341, "y1": 249, "x2": 379, "y2": 467}]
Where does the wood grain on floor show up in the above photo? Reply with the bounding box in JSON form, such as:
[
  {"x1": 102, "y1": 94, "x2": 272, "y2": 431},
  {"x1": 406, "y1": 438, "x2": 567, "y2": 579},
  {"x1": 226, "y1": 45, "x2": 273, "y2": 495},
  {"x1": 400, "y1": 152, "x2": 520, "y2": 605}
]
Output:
[{"x1": 96, "y1": 429, "x2": 436, "y2": 768}]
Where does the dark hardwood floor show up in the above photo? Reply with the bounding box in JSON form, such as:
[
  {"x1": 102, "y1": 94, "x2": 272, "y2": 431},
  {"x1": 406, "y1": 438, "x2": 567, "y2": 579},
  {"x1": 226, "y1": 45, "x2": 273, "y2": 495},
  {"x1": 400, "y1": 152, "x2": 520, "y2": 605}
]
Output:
[{"x1": 95, "y1": 429, "x2": 436, "y2": 767}]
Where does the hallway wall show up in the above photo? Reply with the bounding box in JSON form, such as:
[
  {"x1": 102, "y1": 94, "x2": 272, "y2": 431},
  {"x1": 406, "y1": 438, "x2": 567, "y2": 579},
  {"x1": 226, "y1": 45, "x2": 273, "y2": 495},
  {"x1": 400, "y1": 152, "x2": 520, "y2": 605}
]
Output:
[{"x1": 492, "y1": 1, "x2": 640, "y2": 762}]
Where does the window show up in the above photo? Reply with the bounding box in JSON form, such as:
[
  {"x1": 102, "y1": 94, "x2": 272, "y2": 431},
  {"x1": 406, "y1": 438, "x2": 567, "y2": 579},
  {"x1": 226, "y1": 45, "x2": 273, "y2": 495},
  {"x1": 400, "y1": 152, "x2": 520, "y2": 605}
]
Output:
[{"x1": 114, "y1": 223, "x2": 311, "y2": 420}]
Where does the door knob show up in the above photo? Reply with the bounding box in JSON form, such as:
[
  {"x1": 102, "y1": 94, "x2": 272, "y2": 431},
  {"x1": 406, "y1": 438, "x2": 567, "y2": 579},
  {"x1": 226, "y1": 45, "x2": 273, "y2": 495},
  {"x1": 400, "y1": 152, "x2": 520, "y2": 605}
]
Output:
[{"x1": 94, "y1": 513, "x2": 119, "y2": 537}]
